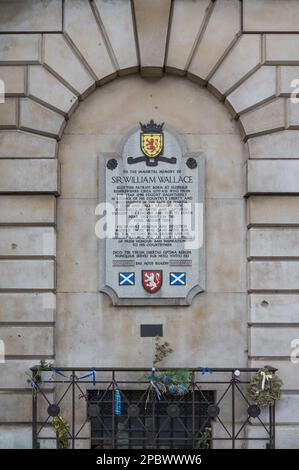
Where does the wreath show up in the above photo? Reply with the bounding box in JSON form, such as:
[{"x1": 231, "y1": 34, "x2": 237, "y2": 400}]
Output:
[{"x1": 247, "y1": 367, "x2": 283, "y2": 407}]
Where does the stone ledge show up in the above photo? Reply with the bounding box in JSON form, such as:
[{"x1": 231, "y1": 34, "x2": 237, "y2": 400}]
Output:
[
  {"x1": 0, "y1": 66, "x2": 26, "y2": 96},
  {"x1": 0, "y1": 159, "x2": 59, "y2": 194},
  {"x1": 239, "y1": 98, "x2": 285, "y2": 141},
  {"x1": 248, "y1": 227, "x2": 299, "y2": 258},
  {"x1": 0, "y1": 130, "x2": 57, "y2": 159},
  {"x1": 247, "y1": 195, "x2": 299, "y2": 225},
  {"x1": 0, "y1": 292, "x2": 55, "y2": 323},
  {"x1": 0, "y1": 34, "x2": 41, "y2": 65},
  {"x1": 0, "y1": 260, "x2": 55, "y2": 290},
  {"x1": 249, "y1": 260, "x2": 299, "y2": 291},
  {"x1": 0, "y1": 195, "x2": 56, "y2": 224},
  {"x1": 246, "y1": 160, "x2": 299, "y2": 195},
  {"x1": 243, "y1": 0, "x2": 299, "y2": 33},
  {"x1": 249, "y1": 294, "x2": 299, "y2": 324},
  {"x1": 0, "y1": 227, "x2": 56, "y2": 257},
  {"x1": 249, "y1": 325, "x2": 299, "y2": 356},
  {"x1": 0, "y1": 0, "x2": 62, "y2": 33},
  {"x1": 28, "y1": 65, "x2": 78, "y2": 117}
]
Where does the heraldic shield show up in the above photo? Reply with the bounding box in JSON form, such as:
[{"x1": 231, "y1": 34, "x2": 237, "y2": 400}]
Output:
[
  {"x1": 142, "y1": 270, "x2": 163, "y2": 294},
  {"x1": 140, "y1": 120, "x2": 164, "y2": 158}
]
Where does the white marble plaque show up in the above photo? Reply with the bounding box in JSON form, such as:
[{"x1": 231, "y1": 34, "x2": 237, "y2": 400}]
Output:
[{"x1": 98, "y1": 122, "x2": 204, "y2": 305}]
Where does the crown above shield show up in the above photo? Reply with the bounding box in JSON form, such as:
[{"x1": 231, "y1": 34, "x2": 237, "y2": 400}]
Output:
[{"x1": 139, "y1": 120, "x2": 164, "y2": 133}]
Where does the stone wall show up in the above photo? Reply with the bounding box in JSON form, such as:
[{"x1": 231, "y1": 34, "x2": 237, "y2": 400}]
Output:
[{"x1": 0, "y1": 0, "x2": 299, "y2": 448}]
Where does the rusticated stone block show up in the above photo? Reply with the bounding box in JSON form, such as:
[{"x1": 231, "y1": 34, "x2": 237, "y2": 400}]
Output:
[{"x1": 0, "y1": 159, "x2": 59, "y2": 193}]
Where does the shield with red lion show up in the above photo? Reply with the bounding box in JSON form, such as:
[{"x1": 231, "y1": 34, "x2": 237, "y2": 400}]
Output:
[{"x1": 142, "y1": 270, "x2": 163, "y2": 294}]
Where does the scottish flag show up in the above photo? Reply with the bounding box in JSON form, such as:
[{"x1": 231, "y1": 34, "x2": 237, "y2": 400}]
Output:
[
  {"x1": 119, "y1": 272, "x2": 135, "y2": 286},
  {"x1": 170, "y1": 272, "x2": 186, "y2": 286}
]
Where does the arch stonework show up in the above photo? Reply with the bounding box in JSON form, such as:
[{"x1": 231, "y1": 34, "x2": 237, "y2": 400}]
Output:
[{"x1": 0, "y1": 0, "x2": 299, "y2": 448}]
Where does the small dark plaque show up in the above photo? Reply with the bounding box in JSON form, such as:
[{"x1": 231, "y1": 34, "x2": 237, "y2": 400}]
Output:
[{"x1": 140, "y1": 324, "x2": 163, "y2": 337}]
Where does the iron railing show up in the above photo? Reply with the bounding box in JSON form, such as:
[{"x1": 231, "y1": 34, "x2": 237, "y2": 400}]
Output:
[{"x1": 31, "y1": 367, "x2": 277, "y2": 449}]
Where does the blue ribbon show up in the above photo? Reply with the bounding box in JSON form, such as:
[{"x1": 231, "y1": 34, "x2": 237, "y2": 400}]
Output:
[
  {"x1": 202, "y1": 367, "x2": 213, "y2": 375},
  {"x1": 52, "y1": 368, "x2": 67, "y2": 378},
  {"x1": 30, "y1": 379, "x2": 38, "y2": 389},
  {"x1": 78, "y1": 368, "x2": 96, "y2": 385}
]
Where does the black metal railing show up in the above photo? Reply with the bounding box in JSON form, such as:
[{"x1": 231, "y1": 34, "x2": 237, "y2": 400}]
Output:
[{"x1": 31, "y1": 367, "x2": 277, "y2": 449}]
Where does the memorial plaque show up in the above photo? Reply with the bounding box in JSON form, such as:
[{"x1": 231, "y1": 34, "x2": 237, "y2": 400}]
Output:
[{"x1": 98, "y1": 121, "x2": 204, "y2": 305}]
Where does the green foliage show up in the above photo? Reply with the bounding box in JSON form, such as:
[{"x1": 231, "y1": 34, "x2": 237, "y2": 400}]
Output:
[
  {"x1": 52, "y1": 416, "x2": 70, "y2": 449},
  {"x1": 153, "y1": 336, "x2": 173, "y2": 367},
  {"x1": 39, "y1": 360, "x2": 53, "y2": 371},
  {"x1": 247, "y1": 367, "x2": 283, "y2": 407},
  {"x1": 146, "y1": 337, "x2": 191, "y2": 398},
  {"x1": 195, "y1": 427, "x2": 212, "y2": 449}
]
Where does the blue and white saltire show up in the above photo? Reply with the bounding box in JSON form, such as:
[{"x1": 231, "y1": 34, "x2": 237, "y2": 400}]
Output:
[
  {"x1": 170, "y1": 272, "x2": 186, "y2": 285},
  {"x1": 119, "y1": 272, "x2": 135, "y2": 285}
]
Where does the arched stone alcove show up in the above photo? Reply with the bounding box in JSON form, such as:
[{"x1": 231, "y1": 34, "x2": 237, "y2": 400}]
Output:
[{"x1": 56, "y1": 74, "x2": 248, "y2": 368}]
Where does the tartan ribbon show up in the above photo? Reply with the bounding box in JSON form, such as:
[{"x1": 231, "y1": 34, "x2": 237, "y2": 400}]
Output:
[{"x1": 114, "y1": 389, "x2": 122, "y2": 416}]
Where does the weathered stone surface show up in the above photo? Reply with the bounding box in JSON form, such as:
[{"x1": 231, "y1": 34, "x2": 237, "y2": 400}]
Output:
[
  {"x1": 0, "y1": 195, "x2": 55, "y2": 224},
  {"x1": 206, "y1": 199, "x2": 246, "y2": 293},
  {"x1": 249, "y1": 261, "x2": 299, "y2": 291},
  {"x1": 247, "y1": 196, "x2": 299, "y2": 225},
  {"x1": 0, "y1": 326, "x2": 53, "y2": 356},
  {"x1": 209, "y1": 34, "x2": 261, "y2": 97},
  {"x1": 248, "y1": 130, "x2": 299, "y2": 158},
  {"x1": 20, "y1": 98, "x2": 65, "y2": 139},
  {"x1": 248, "y1": 228, "x2": 299, "y2": 258},
  {"x1": 0, "y1": 424, "x2": 56, "y2": 449},
  {"x1": 266, "y1": 34, "x2": 299, "y2": 64},
  {"x1": 247, "y1": 424, "x2": 299, "y2": 449},
  {"x1": 166, "y1": 0, "x2": 210, "y2": 73},
  {"x1": 133, "y1": 0, "x2": 171, "y2": 76},
  {"x1": 279, "y1": 66, "x2": 299, "y2": 97},
  {"x1": 0, "y1": 392, "x2": 53, "y2": 422},
  {"x1": 250, "y1": 326, "x2": 299, "y2": 356},
  {"x1": 243, "y1": 0, "x2": 299, "y2": 32},
  {"x1": 0, "y1": 260, "x2": 55, "y2": 290},
  {"x1": 188, "y1": 0, "x2": 240, "y2": 81},
  {"x1": 43, "y1": 34, "x2": 95, "y2": 97},
  {"x1": 0, "y1": 425, "x2": 31, "y2": 448},
  {"x1": 94, "y1": 0, "x2": 137, "y2": 73},
  {"x1": 239, "y1": 98, "x2": 285, "y2": 139},
  {"x1": 184, "y1": 134, "x2": 247, "y2": 199},
  {"x1": 0, "y1": 227, "x2": 56, "y2": 257},
  {"x1": 64, "y1": 0, "x2": 115, "y2": 82},
  {"x1": 0, "y1": 360, "x2": 43, "y2": 389},
  {"x1": 0, "y1": 66, "x2": 25, "y2": 95},
  {"x1": 0, "y1": 0, "x2": 62, "y2": 32},
  {"x1": 56, "y1": 292, "x2": 247, "y2": 368},
  {"x1": 57, "y1": 199, "x2": 98, "y2": 293},
  {"x1": 28, "y1": 65, "x2": 77, "y2": 116},
  {"x1": 0, "y1": 98, "x2": 18, "y2": 128},
  {"x1": 246, "y1": 160, "x2": 299, "y2": 194},
  {"x1": 0, "y1": 34, "x2": 41, "y2": 64},
  {"x1": 66, "y1": 75, "x2": 237, "y2": 136},
  {"x1": 0, "y1": 292, "x2": 55, "y2": 322},
  {"x1": 59, "y1": 135, "x2": 103, "y2": 199},
  {"x1": 287, "y1": 99, "x2": 299, "y2": 129},
  {"x1": 0, "y1": 130, "x2": 57, "y2": 158},
  {"x1": 249, "y1": 359, "x2": 299, "y2": 390},
  {"x1": 0, "y1": 159, "x2": 59, "y2": 193},
  {"x1": 249, "y1": 294, "x2": 299, "y2": 324},
  {"x1": 226, "y1": 66, "x2": 277, "y2": 116}
]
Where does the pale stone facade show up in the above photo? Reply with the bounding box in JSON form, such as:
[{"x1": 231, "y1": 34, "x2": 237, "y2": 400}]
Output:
[{"x1": 0, "y1": 0, "x2": 299, "y2": 449}]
